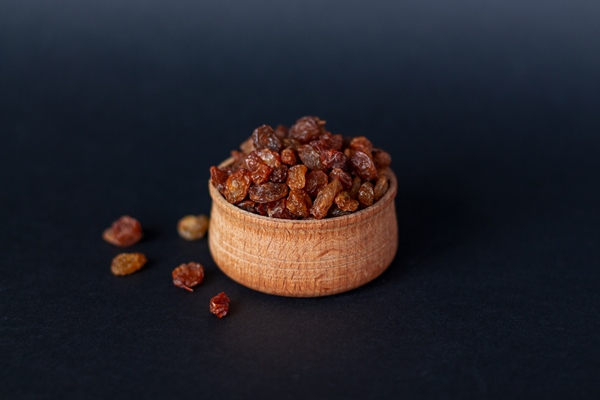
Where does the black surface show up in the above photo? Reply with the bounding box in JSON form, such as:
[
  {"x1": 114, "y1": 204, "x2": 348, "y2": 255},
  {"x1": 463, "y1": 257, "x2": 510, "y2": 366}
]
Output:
[{"x1": 1, "y1": 1, "x2": 600, "y2": 398}]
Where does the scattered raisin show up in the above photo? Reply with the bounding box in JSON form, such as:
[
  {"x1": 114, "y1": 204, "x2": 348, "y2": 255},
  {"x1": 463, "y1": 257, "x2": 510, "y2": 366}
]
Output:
[
  {"x1": 210, "y1": 292, "x2": 230, "y2": 318},
  {"x1": 102, "y1": 216, "x2": 143, "y2": 247},
  {"x1": 177, "y1": 214, "x2": 209, "y2": 241},
  {"x1": 310, "y1": 179, "x2": 343, "y2": 219},
  {"x1": 172, "y1": 262, "x2": 205, "y2": 292},
  {"x1": 358, "y1": 181, "x2": 375, "y2": 206},
  {"x1": 111, "y1": 253, "x2": 147, "y2": 276},
  {"x1": 224, "y1": 169, "x2": 252, "y2": 204},
  {"x1": 374, "y1": 174, "x2": 389, "y2": 202},
  {"x1": 287, "y1": 164, "x2": 308, "y2": 190},
  {"x1": 334, "y1": 191, "x2": 359, "y2": 212},
  {"x1": 350, "y1": 151, "x2": 378, "y2": 181},
  {"x1": 249, "y1": 182, "x2": 289, "y2": 203}
]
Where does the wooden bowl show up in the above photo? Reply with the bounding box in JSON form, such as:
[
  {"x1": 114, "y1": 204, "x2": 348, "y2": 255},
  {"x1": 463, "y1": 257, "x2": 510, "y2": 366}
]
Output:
[{"x1": 208, "y1": 160, "x2": 398, "y2": 297}]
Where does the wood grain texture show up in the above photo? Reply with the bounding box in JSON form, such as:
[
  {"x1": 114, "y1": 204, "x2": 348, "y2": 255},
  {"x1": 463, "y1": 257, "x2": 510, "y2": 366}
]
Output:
[{"x1": 208, "y1": 160, "x2": 398, "y2": 297}]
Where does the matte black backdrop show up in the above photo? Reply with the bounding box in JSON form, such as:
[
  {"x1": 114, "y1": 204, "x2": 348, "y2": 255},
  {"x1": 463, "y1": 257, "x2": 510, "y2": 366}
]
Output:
[{"x1": 1, "y1": 1, "x2": 599, "y2": 398}]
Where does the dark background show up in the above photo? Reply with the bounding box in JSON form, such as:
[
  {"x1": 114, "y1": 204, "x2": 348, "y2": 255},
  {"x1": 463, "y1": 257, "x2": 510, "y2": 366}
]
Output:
[{"x1": 1, "y1": 0, "x2": 599, "y2": 398}]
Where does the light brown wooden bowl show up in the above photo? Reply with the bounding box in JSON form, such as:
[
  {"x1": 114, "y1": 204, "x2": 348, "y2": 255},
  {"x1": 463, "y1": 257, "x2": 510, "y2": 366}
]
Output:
[{"x1": 208, "y1": 159, "x2": 398, "y2": 297}]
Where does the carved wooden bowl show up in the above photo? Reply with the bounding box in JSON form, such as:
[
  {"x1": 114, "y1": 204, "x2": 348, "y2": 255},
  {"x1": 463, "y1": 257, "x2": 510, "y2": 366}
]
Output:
[{"x1": 208, "y1": 159, "x2": 398, "y2": 297}]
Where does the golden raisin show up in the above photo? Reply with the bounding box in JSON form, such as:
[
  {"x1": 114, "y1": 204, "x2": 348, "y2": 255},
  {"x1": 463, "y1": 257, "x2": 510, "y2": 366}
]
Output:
[
  {"x1": 358, "y1": 181, "x2": 375, "y2": 206},
  {"x1": 210, "y1": 292, "x2": 230, "y2": 318},
  {"x1": 102, "y1": 215, "x2": 143, "y2": 247},
  {"x1": 334, "y1": 191, "x2": 359, "y2": 212},
  {"x1": 287, "y1": 164, "x2": 308, "y2": 190},
  {"x1": 177, "y1": 215, "x2": 209, "y2": 241},
  {"x1": 110, "y1": 253, "x2": 147, "y2": 276},
  {"x1": 172, "y1": 262, "x2": 205, "y2": 292}
]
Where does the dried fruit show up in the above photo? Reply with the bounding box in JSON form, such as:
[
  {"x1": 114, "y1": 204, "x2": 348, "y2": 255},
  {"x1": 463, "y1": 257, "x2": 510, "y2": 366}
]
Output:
[
  {"x1": 172, "y1": 262, "x2": 205, "y2": 292},
  {"x1": 334, "y1": 191, "x2": 359, "y2": 212},
  {"x1": 274, "y1": 124, "x2": 288, "y2": 139},
  {"x1": 304, "y1": 170, "x2": 329, "y2": 197},
  {"x1": 102, "y1": 216, "x2": 143, "y2": 247},
  {"x1": 110, "y1": 253, "x2": 147, "y2": 276},
  {"x1": 289, "y1": 116, "x2": 324, "y2": 143},
  {"x1": 310, "y1": 179, "x2": 343, "y2": 219},
  {"x1": 249, "y1": 182, "x2": 289, "y2": 203},
  {"x1": 210, "y1": 166, "x2": 232, "y2": 194},
  {"x1": 350, "y1": 151, "x2": 378, "y2": 181},
  {"x1": 349, "y1": 136, "x2": 373, "y2": 157},
  {"x1": 328, "y1": 168, "x2": 353, "y2": 190},
  {"x1": 358, "y1": 181, "x2": 375, "y2": 206},
  {"x1": 249, "y1": 163, "x2": 272, "y2": 185},
  {"x1": 267, "y1": 199, "x2": 293, "y2": 219},
  {"x1": 286, "y1": 189, "x2": 312, "y2": 218},
  {"x1": 236, "y1": 199, "x2": 258, "y2": 214},
  {"x1": 224, "y1": 169, "x2": 252, "y2": 204},
  {"x1": 269, "y1": 165, "x2": 288, "y2": 183},
  {"x1": 210, "y1": 292, "x2": 230, "y2": 318},
  {"x1": 320, "y1": 149, "x2": 348, "y2": 170},
  {"x1": 319, "y1": 133, "x2": 343, "y2": 151},
  {"x1": 349, "y1": 176, "x2": 362, "y2": 199},
  {"x1": 177, "y1": 215, "x2": 209, "y2": 241},
  {"x1": 297, "y1": 144, "x2": 324, "y2": 170},
  {"x1": 252, "y1": 124, "x2": 282, "y2": 152},
  {"x1": 372, "y1": 148, "x2": 392, "y2": 169},
  {"x1": 280, "y1": 148, "x2": 297, "y2": 165},
  {"x1": 287, "y1": 164, "x2": 308, "y2": 190},
  {"x1": 374, "y1": 174, "x2": 389, "y2": 202}
]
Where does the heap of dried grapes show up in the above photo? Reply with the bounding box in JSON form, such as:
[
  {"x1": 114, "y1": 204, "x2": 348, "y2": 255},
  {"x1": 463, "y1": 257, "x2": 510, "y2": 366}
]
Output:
[{"x1": 210, "y1": 116, "x2": 392, "y2": 220}]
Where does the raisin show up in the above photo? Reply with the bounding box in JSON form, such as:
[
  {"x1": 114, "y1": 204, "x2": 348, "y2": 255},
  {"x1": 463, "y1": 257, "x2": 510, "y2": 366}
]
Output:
[
  {"x1": 328, "y1": 205, "x2": 352, "y2": 217},
  {"x1": 280, "y1": 148, "x2": 298, "y2": 165},
  {"x1": 172, "y1": 262, "x2": 205, "y2": 292},
  {"x1": 267, "y1": 199, "x2": 293, "y2": 219},
  {"x1": 344, "y1": 148, "x2": 355, "y2": 159},
  {"x1": 358, "y1": 181, "x2": 375, "y2": 206},
  {"x1": 249, "y1": 182, "x2": 289, "y2": 203},
  {"x1": 270, "y1": 165, "x2": 288, "y2": 183},
  {"x1": 289, "y1": 116, "x2": 325, "y2": 143},
  {"x1": 349, "y1": 176, "x2": 362, "y2": 199},
  {"x1": 350, "y1": 151, "x2": 378, "y2": 181},
  {"x1": 252, "y1": 124, "x2": 282, "y2": 152},
  {"x1": 320, "y1": 149, "x2": 348, "y2": 170},
  {"x1": 254, "y1": 148, "x2": 281, "y2": 168},
  {"x1": 374, "y1": 174, "x2": 389, "y2": 202},
  {"x1": 240, "y1": 137, "x2": 255, "y2": 154},
  {"x1": 236, "y1": 199, "x2": 258, "y2": 214},
  {"x1": 111, "y1": 253, "x2": 147, "y2": 276},
  {"x1": 210, "y1": 292, "x2": 230, "y2": 318},
  {"x1": 310, "y1": 179, "x2": 343, "y2": 219},
  {"x1": 255, "y1": 202, "x2": 268, "y2": 216},
  {"x1": 297, "y1": 144, "x2": 324, "y2": 170},
  {"x1": 319, "y1": 133, "x2": 343, "y2": 151},
  {"x1": 349, "y1": 136, "x2": 373, "y2": 157},
  {"x1": 304, "y1": 170, "x2": 329, "y2": 197},
  {"x1": 249, "y1": 163, "x2": 273, "y2": 185},
  {"x1": 372, "y1": 148, "x2": 392, "y2": 169},
  {"x1": 282, "y1": 137, "x2": 300, "y2": 150},
  {"x1": 224, "y1": 169, "x2": 252, "y2": 204},
  {"x1": 210, "y1": 166, "x2": 232, "y2": 194},
  {"x1": 230, "y1": 150, "x2": 247, "y2": 170},
  {"x1": 286, "y1": 189, "x2": 313, "y2": 218},
  {"x1": 287, "y1": 164, "x2": 308, "y2": 190},
  {"x1": 334, "y1": 191, "x2": 359, "y2": 212},
  {"x1": 177, "y1": 214, "x2": 209, "y2": 241},
  {"x1": 328, "y1": 168, "x2": 353, "y2": 189},
  {"x1": 274, "y1": 124, "x2": 288, "y2": 139},
  {"x1": 102, "y1": 216, "x2": 143, "y2": 247}
]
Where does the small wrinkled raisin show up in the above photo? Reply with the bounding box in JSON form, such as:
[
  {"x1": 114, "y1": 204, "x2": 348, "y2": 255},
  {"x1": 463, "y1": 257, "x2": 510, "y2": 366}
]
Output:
[
  {"x1": 320, "y1": 149, "x2": 348, "y2": 170},
  {"x1": 358, "y1": 181, "x2": 375, "y2": 206},
  {"x1": 349, "y1": 136, "x2": 373, "y2": 157},
  {"x1": 252, "y1": 124, "x2": 282, "y2": 152},
  {"x1": 280, "y1": 148, "x2": 297, "y2": 165},
  {"x1": 350, "y1": 151, "x2": 378, "y2": 181},
  {"x1": 282, "y1": 137, "x2": 300, "y2": 150},
  {"x1": 286, "y1": 189, "x2": 312, "y2": 218},
  {"x1": 328, "y1": 205, "x2": 352, "y2": 217},
  {"x1": 267, "y1": 199, "x2": 293, "y2": 219},
  {"x1": 210, "y1": 166, "x2": 232, "y2": 194},
  {"x1": 328, "y1": 168, "x2": 353, "y2": 190},
  {"x1": 334, "y1": 191, "x2": 359, "y2": 212},
  {"x1": 372, "y1": 148, "x2": 392, "y2": 169},
  {"x1": 274, "y1": 124, "x2": 288, "y2": 139},
  {"x1": 102, "y1": 216, "x2": 143, "y2": 247},
  {"x1": 304, "y1": 170, "x2": 329, "y2": 197},
  {"x1": 177, "y1": 214, "x2": 209, "y2": 241},
  {"x1": 210, "y1": 292, "x2": 230, "y2": 318},
  {"x1": 310, "y1": 179, "x2": 343, "y2": 219},
  {"x1": 287, "y1": 164, "x2": 308, "y2": 190},
  {"x1": 230, "y1": 150, "x2": 247, "y2": 170},
  {"x1": 249, "y1": 163, "x2": 272, "y2": 185},
  {"x1": 254, "y1": 148, "x2": 281, "y2": 168},
  {"x1": 111, "y1": 253, "x2": 147, "y2": 276},
  {"x1": 297, "y1": 144, "x2": 324, "y2": 170},
  {"x1": 237, "y1": 199, "x2": 258, "y2": 214},
  {"x1": 349, "y1": 176, "x2": 362, "y2": 199},
  {"x1": 374, "y1": 174, "x2": 389, "y2": 202},
  {"x1": 224, "y1": 169, "x2": 252, "y2": 204},
  {"x1": 172, "y1": 262, "x2": 205, "y2": 292},
  {"x1": 319, "y1": 133, "x2": 343, "y2": 151},
  {"x1": 270, "y1": 165, "x2": 288, "y2": 183},
  {"x1": 255, "y1": 202, "x2": 268, "y2": 216},
  {"x1": 249, "y1": 182, "x2": 289, "y2": 203},
  {"x1": 289, "y1": 116, "x2": 325, "y2": 143}
]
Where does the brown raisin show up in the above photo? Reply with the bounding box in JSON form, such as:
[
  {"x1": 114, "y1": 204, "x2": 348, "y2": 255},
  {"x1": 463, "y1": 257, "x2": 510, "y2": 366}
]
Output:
[
  {"x1": 177, "y1": 214, "x2": 209, "y2": 241},
  {"x1": 249, "y1": 163, "x2": 272, "y2": 185},
  {"x1": 304, "y1": 170, "x2": 329, "y2": 197},
  {"x1": 328, "y1": 168, "x2": 353, "y2": 189},
  {"x1": 172, "y1": 262, "x2": 205, "y2": 292},
  {"x1": 374, "y1": 174, "x2": 389, "y2": 202},
  {"x1": 224, "y1": 169, "x2": 252, "y2": 204},
  {"x1": 267, "y1": 199, "x2": 293, "y2": 219},
  {"x1": 319, "y1": 133, "x2": 343, "y2": 151},
  {"x1": 328, "y1": 205, "x2": 352, "y2": 217},
  {"x1": 252, "y1": 124, "x2": 283, "y2": 152},
  {"x1": 236, "y1": 199, "x2": 258, "y2": 214},
  {"x1": 286, "y1": 189, "x2": 313, "y2": 218},
  {"x1": 349, "y1": 176, "x2": 362, "y2": 199},
  {"x1": 350, "y1": 151, "x2": 378, "y2": 181},
  {"x1": 297, "y1": 144, "x2": 324, "y2": 170},
  {"x1": 210, "y1": 292, "x2": 230, "y2": 318},
  {"x1": 210, "y1": 166, "x2": 232, "y2": 194},
  {"x1": 310, "y1": 179, "x2": 343, "y2": 219},
  {"x1": 102, "y1": 216, "x2": 143, "y2": 247},
  {"x1": 254, "y1": 148, "x2": 281, "y2": 168},
  {"x1": 270, "y1": 165, "x2": 288, "y2": 183},
  {"x1": 344, "y1": 148, "x2": 355, "y2": 159},
  {"x1": 349, "y1": 136, "x2": 373, "y2": 158},
  {"x1": 110, "y1": 253, "x2": 147, "y2": 276},
  {"x1": 255, "y1": 202, "x2": 268, "y2": 216},
  {"x1": 358, "y1": 181, "x2": 375, "y2": 206},
  {"x1": 248, "y1": 182, "x2": 289, "y2": 203},
  {"x1": 280, "y1": 148, "x2": 297, "y2": 165},
  {"x1": 287, "y1": 164, "x2": 308, "y2": 190},
  {"x1": 274, "y1": 124, "x2": 288, "y2": 139},
  {"x1": 289, "y1": 116, "x2": 325, "y2": 143},
  {"x1": 320, "y1": 149, "x2": 348, "y2": 170},
  {"x1": 334, "y1": 191, "x2": 359, "y2": 212},
  {"x1": 282, "y1": 137, "x2": 300, "y2": 149},
  {"x1": 230, "y1": 150, "x2": 247, "y2": 170},
  {"x1": 372, "y1": 148, "x2": 392, "y2": 169}
]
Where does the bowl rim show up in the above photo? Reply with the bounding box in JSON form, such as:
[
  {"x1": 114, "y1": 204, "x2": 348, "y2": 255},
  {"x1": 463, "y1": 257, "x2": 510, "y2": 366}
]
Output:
[{"x1": 209, "y1": 158, "x2": 397, "y2": 226}]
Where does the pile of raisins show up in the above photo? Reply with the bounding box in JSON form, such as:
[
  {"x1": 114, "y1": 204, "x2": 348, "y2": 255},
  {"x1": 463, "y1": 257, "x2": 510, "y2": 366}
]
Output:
[{"x1": 210, "y1": 116, "x2": 392, "y2": 219}]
